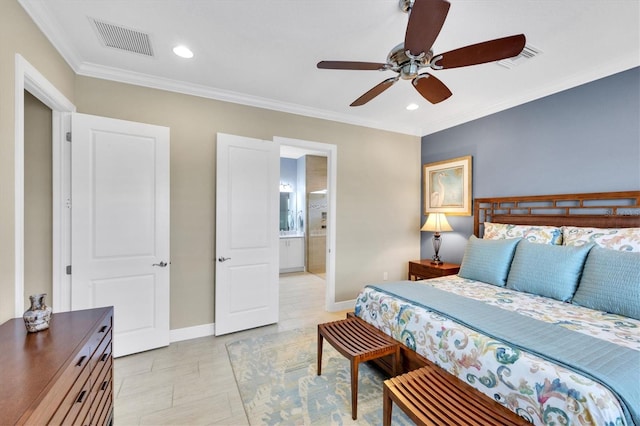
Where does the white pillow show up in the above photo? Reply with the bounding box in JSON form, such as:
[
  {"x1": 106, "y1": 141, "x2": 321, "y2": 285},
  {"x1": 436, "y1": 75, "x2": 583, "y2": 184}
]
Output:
[
  {"x1": 483, "y1": 222, "x2": 562, "y2": 245},
  {"x1": 562, "y1": 226, "x2": 640, "y2": 252}
]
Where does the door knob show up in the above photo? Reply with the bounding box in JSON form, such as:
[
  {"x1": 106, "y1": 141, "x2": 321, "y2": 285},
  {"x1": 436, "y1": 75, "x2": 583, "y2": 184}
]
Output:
[
  {"x1": 152, "y1": 261, "x2": 168, "y2": 267},
  {"x1": 218, "y1": 257, "x2": 231, "y2": 262}
]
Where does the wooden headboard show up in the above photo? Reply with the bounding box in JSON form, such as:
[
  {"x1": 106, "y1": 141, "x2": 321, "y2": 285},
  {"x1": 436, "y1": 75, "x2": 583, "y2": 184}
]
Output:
[{"x1": 474, "y1": 191, "x2": 640, "y2": 237}]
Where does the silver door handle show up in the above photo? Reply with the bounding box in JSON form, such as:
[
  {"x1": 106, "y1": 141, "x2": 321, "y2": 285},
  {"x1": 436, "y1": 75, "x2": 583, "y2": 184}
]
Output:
[
  {"x1": 152, "y1": 261, "x2": 168, "y2": 267},
  {"x1": 218, "y1": 257, "x2": 231, "y2": 262}
]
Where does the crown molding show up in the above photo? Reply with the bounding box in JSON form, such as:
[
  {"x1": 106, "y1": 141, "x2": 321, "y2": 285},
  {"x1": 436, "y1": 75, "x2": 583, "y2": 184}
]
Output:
[
  {"x1": 78, "y1": 53, "x2": 638, "y2": 138},
  {"x1": 18, "y1": 0, "x2": 83, "y2": 71},
  {"x1": 75, "y1": 62, "x2": 424, "y2": 136},
  {"x1": 18, "y1": 0, "x2": 640, "y2": 139}
]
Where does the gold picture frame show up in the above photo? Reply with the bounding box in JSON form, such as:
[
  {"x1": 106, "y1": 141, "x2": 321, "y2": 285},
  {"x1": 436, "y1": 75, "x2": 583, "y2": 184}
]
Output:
[{"x1": 423, "y1": 155, "x2": 472, "y2": 216}]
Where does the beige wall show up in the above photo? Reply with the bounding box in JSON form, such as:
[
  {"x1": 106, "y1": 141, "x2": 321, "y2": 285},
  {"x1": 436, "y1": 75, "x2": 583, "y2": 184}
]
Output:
[
  {"x1": 0, "y1": 0, "x2": 75, "y2": 323},
  {"x1": 23, "y1": 91, "x2": 53, "y2": 304},
  {"x1": 74, "y1": 77, "x2": 421, "y2": 330}
]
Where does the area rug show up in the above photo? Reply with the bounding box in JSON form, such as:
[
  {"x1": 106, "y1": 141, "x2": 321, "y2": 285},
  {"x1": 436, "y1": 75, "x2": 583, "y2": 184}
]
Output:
[{"x1": 226, "y1": 327, "x2": 413, "y2": 425}]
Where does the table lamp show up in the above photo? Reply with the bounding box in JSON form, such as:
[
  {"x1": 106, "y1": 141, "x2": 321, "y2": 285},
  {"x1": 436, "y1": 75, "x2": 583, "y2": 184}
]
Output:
[{"x1": 421, "y1": 213, "x2": 453, "y2": 265}]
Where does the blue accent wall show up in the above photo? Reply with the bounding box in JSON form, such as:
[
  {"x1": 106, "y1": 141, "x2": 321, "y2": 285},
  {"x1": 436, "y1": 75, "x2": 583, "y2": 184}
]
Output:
[{"x1": 421, "y1": 67, "x2": 640, "y2": 263}]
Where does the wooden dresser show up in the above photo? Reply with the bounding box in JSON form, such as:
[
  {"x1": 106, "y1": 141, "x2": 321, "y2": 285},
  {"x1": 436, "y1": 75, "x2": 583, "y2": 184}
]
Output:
[{"x1": 0, "y1": 307, "x2": 114, "y2": 425}]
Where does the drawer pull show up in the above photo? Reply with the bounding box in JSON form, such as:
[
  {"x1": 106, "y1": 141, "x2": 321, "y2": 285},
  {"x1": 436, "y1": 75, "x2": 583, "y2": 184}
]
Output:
[
  {"x1": 101, "y1": 380, "x2": 109, "y2": 391},
  {"x1": 76, "y1": 355, "x2": 86, "y2": 367},
  {"x1": 76, "y1": 390, "x2": 87, "y2": 403},
  {"x1": 99, "y1": 325, "x2": 108, "y2": 333},
  {"x1": 101, "y1": 353, "x2": 109, "y2": 362}
]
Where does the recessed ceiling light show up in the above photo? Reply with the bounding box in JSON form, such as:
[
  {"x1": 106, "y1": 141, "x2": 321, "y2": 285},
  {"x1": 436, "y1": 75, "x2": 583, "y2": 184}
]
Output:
[
  {"x1": 406, "y1": 103, "x2": 419, "y2": 111},
  {"x1": 173, "y1": 45, "x2": 194, "y2": 59}
]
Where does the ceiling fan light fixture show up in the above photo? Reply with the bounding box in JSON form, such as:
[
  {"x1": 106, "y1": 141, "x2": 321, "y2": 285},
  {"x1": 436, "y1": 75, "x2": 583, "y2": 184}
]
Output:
[
  {"x1": 173, "y1": 45, "x2": 194, "y2": 59},
  {"x1": 406, "y1": 103, "x2": 419, "y2": 111}
]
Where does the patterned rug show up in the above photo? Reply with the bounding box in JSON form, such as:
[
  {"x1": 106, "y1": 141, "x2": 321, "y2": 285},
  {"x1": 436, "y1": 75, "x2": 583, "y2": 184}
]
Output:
[{"x1": 226, "y1": 327, "x2": 412, "y2": 425}]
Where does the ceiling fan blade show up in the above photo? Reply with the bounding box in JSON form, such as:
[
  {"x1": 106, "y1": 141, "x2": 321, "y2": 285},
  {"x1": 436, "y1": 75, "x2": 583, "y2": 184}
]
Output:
[
  {"x1": 405, "y1": 0, "x2": 450, "y2": 57},
  {"x1": 434, "y1": 34, "x2": 526, "y2": 69},
  {"x1": 412, "y1": 73, "x2": 452, "y2": 104},
  {"x1": 317, "y1": 61, "x2": 388, "y2": 71},
  {"x1": 350, "y1": 77, "x2": 398, "y2": 106}
]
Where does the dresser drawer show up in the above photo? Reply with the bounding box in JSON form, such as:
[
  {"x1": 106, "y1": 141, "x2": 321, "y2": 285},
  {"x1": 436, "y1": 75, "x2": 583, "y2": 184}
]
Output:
[
  {"x1": 94, "y1": 377, "x2": 114, "y2": 426},
  {"x1": 48, "y1": 347, "x2": 93, "y2": 425},
  {"x1": 92, "y1": 340, "x2": 112, "y2": 398},
  {"x1": 92, "y1": 355, "x2": 113, "y2": 425},
  {"x1": 23, "y1": 343, "x2": 92, "y2": 425},
  {"x1": 89, "y1": 313, "x2": 113, "y2": 354}
]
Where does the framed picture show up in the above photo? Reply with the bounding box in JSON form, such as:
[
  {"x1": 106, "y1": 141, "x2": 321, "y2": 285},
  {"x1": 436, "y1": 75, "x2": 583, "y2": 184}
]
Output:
[{"x1": 423, "y1": 155, "x2": 472, "y2": 216}]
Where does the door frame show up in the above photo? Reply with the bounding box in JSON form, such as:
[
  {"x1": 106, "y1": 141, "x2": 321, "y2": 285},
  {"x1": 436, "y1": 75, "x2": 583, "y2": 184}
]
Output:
[
  {"x1": 14, "y1": 54, "x2": 75, "y2": 317},
  {"x1": 274, "y1": 137, "x2": 338, "y2": 311}
]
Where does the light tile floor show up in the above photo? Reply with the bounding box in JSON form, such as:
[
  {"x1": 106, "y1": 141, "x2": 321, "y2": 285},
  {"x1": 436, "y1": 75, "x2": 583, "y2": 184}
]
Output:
[{"x1": 113, "y1": 272, "x2": 349, "y2": 425}]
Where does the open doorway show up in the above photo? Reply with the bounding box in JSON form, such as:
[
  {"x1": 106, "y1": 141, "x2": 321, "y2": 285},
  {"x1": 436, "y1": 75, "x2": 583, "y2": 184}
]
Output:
[
  {"x1": 23, "y1": 91, "x2": 54, "y2": 305},
  {"x1": 275, "y1": 137, "x2": 337, "y2": 315},
  {"x1": 279, "y1": 153, "x2": 327, "y2": 276},
  {"x1": 14, "y1": 55, "x2": 75, "y2": 317}
]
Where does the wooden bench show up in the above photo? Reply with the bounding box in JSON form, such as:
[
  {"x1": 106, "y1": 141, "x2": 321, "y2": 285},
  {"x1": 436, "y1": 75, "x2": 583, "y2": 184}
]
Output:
[
  {"x1": 383, "y1": 364, "x2": 530, "y2": 426},
  {"x1": 317, "y1": 317, "x2": 400, "y2": 420}
]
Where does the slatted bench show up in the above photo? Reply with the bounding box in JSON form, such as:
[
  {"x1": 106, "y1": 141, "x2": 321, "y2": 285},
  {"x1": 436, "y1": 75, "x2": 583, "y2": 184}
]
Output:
[
  {"x1": 317, "y1": 317, "x2": 400, "y2": 420},
  {"x1": 383, "y1": 364, "x2": 530, "y2": 426}
]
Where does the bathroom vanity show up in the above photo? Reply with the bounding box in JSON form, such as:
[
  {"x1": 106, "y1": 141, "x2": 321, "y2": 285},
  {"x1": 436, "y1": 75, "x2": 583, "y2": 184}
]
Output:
[{"x1": 279, "y1": 234, "x2": 305, "y2": 273}]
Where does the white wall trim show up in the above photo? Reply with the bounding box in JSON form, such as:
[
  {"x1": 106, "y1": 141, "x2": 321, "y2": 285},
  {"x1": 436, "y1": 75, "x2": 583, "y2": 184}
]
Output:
[
  {"x1": 274, "y1": 137, "x2": 338, "y2": 313},
  {"x1": 78, "y1": 63, "x2": 423, "y2": 137},
  {"x1": 14, "y1": 57, "x2": 26, "y2": 318},
  {"x1": 14, "y1": 54, "x2": 75, "y2": 317},
  {"x1": 170, "y1": 323, "x2": 215, "y2": 343}
]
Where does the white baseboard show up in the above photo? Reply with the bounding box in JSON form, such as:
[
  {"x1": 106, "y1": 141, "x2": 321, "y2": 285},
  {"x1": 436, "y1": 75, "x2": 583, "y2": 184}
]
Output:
[
  {"x1": 329, "y1": 299, "x2": 356, "y2": 312},
  {"x1": 168, "y1": 300, "x2": 356, "y2": 343},
  {"x1": 169, "y1": 323, "x2": 215, "y2": 343}
]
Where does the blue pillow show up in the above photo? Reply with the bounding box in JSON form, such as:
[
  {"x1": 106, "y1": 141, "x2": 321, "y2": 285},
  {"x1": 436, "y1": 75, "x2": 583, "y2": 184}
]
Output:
[
  {"x1": 506, "y1": 241, "x2": 592, "y2": 302},
  {"x1": 458, "y1": 236, "x2": 521, "y2": 287},
  {"x1": 572, "y1": 247, "x2": 640, "y2": 320}
]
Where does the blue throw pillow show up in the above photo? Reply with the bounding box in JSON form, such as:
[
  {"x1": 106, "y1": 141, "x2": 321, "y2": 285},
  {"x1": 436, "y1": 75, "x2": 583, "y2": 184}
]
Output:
[
  {"x1": 572, "y1": 247, "x2": 640, "y2": 320},
  {"x1": 506, "y1": 241, "x2": 592, "y2": 302},
  {"x1": 458, "y1": 236, "x2": 521, "y2": 287}
]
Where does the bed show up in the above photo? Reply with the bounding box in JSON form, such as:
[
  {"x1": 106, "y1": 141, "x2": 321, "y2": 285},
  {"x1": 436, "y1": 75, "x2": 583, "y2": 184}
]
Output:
[{"x1": 353, "y1": 191, "x2": 640, "y2": 425}]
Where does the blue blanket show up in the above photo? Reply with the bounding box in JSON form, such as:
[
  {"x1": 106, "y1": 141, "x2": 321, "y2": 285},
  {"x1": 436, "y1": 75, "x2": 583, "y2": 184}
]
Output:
[{"x1": 367, "y1": 282, "x2": 639, "y2": 426}]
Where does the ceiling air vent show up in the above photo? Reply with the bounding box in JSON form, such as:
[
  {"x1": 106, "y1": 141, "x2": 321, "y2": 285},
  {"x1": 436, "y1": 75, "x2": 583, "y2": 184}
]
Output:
[
  {"x1": 91, "y1": 18, "x2": 154, "y2": 57},
  {"x1": 497, "y1": 44, "x2": 541, "y2": 69}
]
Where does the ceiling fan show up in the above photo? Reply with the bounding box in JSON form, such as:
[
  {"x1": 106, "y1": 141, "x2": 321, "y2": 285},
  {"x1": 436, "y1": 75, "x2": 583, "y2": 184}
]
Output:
[{"x1": 317, "y1": 0, "x2": 526, "y2": 106}]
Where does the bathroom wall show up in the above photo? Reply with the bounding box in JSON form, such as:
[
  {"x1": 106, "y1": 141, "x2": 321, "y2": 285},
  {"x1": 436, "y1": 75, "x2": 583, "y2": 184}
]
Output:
[{"x1": 306, "y1": 155, "x2": 328, "y2": 274}]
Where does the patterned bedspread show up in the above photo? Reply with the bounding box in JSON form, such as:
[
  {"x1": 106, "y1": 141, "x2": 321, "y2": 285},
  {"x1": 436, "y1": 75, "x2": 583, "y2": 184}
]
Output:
[{"x1": 354, "y1": 275, "x2": 640, "y2": 425}]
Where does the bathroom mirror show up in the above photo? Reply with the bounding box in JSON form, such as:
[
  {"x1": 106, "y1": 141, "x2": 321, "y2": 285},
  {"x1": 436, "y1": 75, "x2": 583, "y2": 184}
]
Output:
[{"x1": 279, "y1": 192, "x2": 296, "y2": 231}]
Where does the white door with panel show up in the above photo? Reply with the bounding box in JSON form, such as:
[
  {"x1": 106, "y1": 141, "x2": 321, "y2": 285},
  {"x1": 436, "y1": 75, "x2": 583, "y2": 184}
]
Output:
[
  {"x1": 71, "y1": 113, "x2": 170, "y2": 357},
  {"x1": 215, "y1": 133, "x2": 279, "y2": 336}
]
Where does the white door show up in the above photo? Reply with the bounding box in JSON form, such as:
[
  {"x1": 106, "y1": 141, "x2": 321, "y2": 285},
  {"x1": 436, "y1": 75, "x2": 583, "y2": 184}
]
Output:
[
  {"x1": 215, "y1": 133, "x2": 279, "y2": 335},
  {"x1": 71, "y1": 113, "x2": 170, "y2": 357}
]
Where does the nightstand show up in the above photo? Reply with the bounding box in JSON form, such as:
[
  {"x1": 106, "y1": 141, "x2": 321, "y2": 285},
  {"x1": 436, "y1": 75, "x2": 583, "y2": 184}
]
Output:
[{"x1": 408, "y1": 260, "x2": 460, "y2": 281}]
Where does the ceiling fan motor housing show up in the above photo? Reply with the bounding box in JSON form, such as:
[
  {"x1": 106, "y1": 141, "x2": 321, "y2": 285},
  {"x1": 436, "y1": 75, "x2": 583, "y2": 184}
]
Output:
[
  {"x1": 387, "y1": 43, "x2": 432, "y2": 79},
  {"x1": 399, "y1": 0, "x2": 415, "y2": 13}
]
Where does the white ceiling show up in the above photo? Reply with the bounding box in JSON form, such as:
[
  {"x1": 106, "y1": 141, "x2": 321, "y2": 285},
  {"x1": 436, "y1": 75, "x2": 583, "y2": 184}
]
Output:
[{"x1": 18, "y1": 0, "x2": 640, "y2": 136}]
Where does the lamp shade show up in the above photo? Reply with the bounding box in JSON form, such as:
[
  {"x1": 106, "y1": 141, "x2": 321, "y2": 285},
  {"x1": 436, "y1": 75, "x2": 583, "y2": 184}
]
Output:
[{"x1": 421, "y1": 213, "x2": 453, "y2": 232}]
